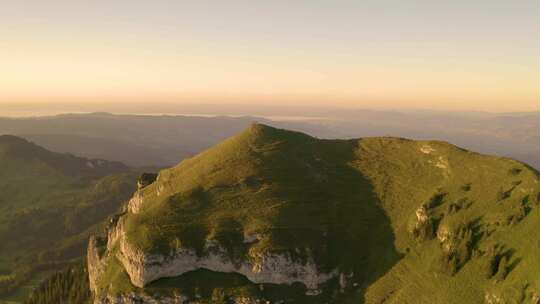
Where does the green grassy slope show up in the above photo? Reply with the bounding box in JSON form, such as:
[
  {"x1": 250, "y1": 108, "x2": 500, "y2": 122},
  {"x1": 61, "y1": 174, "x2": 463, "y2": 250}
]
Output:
[
  {"x1": 98, "y1": 124, "x2": 540, "y2": 303},
  {"x1": 357, "y1": 137, "x2": 540, "y2": 303},
  {"x1": 0, "y1": 135, "x2": 138, "y2": 301}
]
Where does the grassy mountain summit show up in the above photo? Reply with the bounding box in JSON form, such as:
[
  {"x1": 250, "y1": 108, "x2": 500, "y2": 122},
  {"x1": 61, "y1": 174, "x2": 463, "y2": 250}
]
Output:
[
  {"x1": 0, "y1": 135, "x2": 138, "y2": 302},
  {"x1": 92, "y1": 124, "x2": 540, "y2": 303}
]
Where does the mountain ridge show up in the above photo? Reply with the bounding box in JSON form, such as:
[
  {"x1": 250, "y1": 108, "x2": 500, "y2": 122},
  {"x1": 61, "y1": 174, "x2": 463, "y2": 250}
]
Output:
[{"x1": 89, "y1": 124, "x2": 540, "y2": 303}]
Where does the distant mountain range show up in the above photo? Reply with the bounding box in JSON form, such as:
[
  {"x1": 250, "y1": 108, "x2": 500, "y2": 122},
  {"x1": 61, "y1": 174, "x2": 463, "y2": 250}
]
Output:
[{"x1": 1, "y1": 110, "x2": 539, "y2": 170}]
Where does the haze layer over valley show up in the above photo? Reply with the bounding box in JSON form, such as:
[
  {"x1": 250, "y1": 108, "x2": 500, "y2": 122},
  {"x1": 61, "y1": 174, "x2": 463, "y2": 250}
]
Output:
[{"x1": 1, "y1": 107, "x2": 539, "y2": 170}]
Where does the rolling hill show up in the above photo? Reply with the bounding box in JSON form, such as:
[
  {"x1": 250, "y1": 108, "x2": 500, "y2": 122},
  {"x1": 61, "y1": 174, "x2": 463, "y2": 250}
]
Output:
[
  {"x1": 0, "y1": 135, "x2": 138, "y2": 302},
  {"x1": 89, "y1": 124, "x2": 540, "y2": 303}
]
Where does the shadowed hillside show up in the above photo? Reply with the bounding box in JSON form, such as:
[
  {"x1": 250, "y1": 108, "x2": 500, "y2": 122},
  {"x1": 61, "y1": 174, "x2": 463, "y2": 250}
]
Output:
[{"x1": 0, "y1": 136, "x2": 138, "y2": 302}]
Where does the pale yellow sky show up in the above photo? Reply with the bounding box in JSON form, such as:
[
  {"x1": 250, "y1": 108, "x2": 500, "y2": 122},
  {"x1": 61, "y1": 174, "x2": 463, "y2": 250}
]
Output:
[{"x1": 1, "y1": 0, "x2": 539, "y2": 112}]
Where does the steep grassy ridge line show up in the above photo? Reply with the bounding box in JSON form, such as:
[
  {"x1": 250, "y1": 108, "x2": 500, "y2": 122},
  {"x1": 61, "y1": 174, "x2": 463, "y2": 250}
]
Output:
[
  {"x1": 92, "y1": 124, "x2": 540, "y2": 303},
  {"x1": 0, "y1": 135, "x2": 137, "y2": 301},
  {"x1": 355, "y1": 138, "x2": 540, "y2": 303}
]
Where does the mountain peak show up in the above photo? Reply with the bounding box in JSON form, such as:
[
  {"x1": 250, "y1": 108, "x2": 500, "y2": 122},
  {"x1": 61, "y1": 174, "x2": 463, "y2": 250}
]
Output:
[
  {"x1": 90, "y1": 126, "x2": 540, "y2": 303},
  {"x1": 242, "y1": 122, "x2": 314, "y2": 143},
  {"x1": 244, "y1": 122, "x2": 280, "y2": 137}
]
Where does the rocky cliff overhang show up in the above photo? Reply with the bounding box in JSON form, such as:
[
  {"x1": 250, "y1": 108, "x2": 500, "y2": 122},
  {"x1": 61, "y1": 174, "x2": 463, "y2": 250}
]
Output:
[{"x1": 88, "y1": 190, "x2": 340, "y2": 301}]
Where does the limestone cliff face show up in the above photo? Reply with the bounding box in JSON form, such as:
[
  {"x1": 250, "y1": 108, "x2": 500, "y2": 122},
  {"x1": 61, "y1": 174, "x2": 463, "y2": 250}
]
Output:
[
  {"x1": 126, "y1": 191, "x2": 144, "y2": 214},
  {"x1": 88, "y1": 188, "x2": 339, "y2": 303},
  {"x1": 87, "y1": 236, "x2": 106, "y2": 293},
  {"x1": 116, "y1": 232, "x2": 336, "y2": 291},
  {"x1": 99, "y1": 182, "x2": 339, "y2": 294},
  {"x1": 89, "y1": 218, "x2": 337, "y2": 303},
  {"x1": 126, "y1": 173, "x2": 157, "y2": 214}
]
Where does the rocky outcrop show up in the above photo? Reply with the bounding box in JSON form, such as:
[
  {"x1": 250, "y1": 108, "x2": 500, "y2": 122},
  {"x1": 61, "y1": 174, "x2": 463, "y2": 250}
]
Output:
[
  {"x1": 127, "y1": 172, "x2": 159, "y2": 214},
  {"x1": 88, "y1": 236, "x2": 107, "y2": 293},
  {"x1": 107, "y1": 215, "x2": 125, "y2": 251},
  {"x1": 90, "y1": 217, "x2": 337, "y2": 303},
  {"x1": 412, "y1": 204, "x2": 434, "y2": 241},
  {"x1": 89, "y1": 208, "x2": 339, "y2": 303},
  {"x1": 116, "y1": 232, "x2": 337, "y2": 292},
  {"x1": 126, "y1": 191, "x2": 144, "y2": 214},
  {"x1": 137, "y1": 173, "x2": 157, "y2": 190},
  {"x1": 436, "y1": 224, "x2": 453, "y2": 252},
  {"x1": 484, "y1": 289, "x2": 505, "y2": 304},
  {"x1": 532, "y1": 292, "x2": 540, "y2": 304}
]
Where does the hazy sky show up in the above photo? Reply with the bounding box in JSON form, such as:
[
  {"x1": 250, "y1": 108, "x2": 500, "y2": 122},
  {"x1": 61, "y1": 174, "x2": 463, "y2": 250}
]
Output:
[{"x1": 1, "y1": 0, "x2": 539, "y2": 112}]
